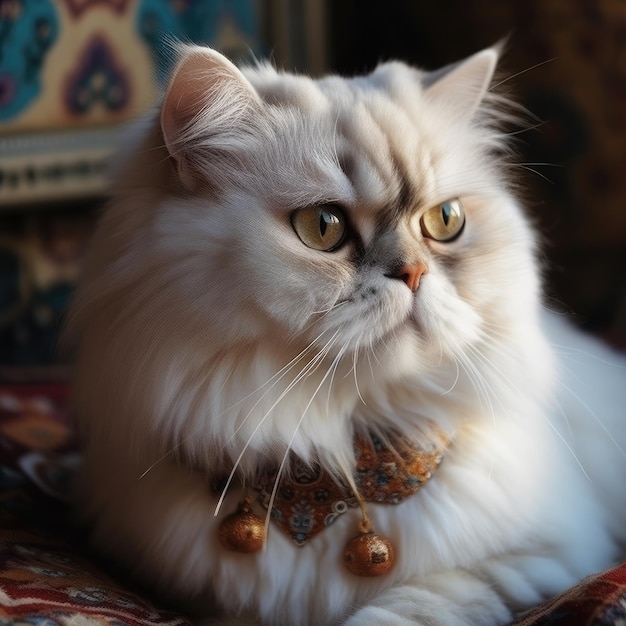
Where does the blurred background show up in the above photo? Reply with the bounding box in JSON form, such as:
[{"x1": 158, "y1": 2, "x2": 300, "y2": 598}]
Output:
[{"x1": 1, "y1": 0, "x2": 625, "y2": 379}]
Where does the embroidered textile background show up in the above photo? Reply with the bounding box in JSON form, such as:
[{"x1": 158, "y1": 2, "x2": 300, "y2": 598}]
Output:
[{"x1": 2, "y1": 1, "x2": 626, "y2": 368}]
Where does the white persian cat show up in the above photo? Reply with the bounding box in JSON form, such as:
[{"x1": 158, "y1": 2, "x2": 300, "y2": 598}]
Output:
[{"x1": 67, "y1": 44, "x2": 626, "y2": 625}]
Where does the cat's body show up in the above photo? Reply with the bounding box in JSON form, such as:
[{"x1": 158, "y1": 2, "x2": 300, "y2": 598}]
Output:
[{"x1": 67, "y1": 45, "x2": 626, "y2": 625}]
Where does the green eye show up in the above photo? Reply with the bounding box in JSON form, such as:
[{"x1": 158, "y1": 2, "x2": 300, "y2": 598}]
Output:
[
  {"x1": 291, "y1": 205, "x2": 347, "y2": 251},
  {"x1": 420, "y1": 199, "x2": 465, "y2": 242}
]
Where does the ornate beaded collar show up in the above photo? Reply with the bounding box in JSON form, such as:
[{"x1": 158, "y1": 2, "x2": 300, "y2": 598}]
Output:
[{"x1": 217, "y1": 429, "x2": 450, "y2": 577}]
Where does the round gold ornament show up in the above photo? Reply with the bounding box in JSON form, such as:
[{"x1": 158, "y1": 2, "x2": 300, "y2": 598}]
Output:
[
  {"x1": 218, "y1": 498, "x2": 265, "y2": 553},
  {"x1": 343, "y1": 531, "x2": 395, "y2": 576}
]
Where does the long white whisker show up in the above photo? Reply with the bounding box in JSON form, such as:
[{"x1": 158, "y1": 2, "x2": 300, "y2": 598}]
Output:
[
  {"x1": 517, "y1": 164, "x2": 555, "y2": 184},
  {"x1": 556, "y1": 379, "x2": 626, "y2": 459},
  {"x1": 505, "y1": 121, "x2": 549, "y2": 136},
  {"x1": 490, "y1": 58, "x2": 557, "y2": 90},
  {"x1": 441, "y1": 358, "x2": 461, "y2": 395},
  {"x1": 139, "y1": 336, "x2": 324, "y2": 482},
  {"x1": 311, "y1": 298, "x2": 348, "y2": 316},
  {"x1": 214, "y1": 330, "x2": 341, "y2": 517},
  {"x1": 226, "y1": 327, "x2": 333, "y2": 440},
  {"x1": 461, "y1": 334, "x2": 598, "y2": 478},
  {"x1": 544, "y1": 407, "x2": 591, "y2": 481},
  {"x1": 352, "y1": 340, "x2": 367, "y2": 406},
  {"x1": 455, "y1": 348, "x2": 497, "y2": 424},
  {"x1": 137, "y1": 441, "x2": 185, "y2": 480},
  {"x1": 263, "y1": 342, "x2": 349, "y2": 537},
  {"x1": 365, "y1": 342, "x2": 376, "y2": 379},
  {"x1": 326, "y1": 343, "x2": 347, "y2": 412},
  {"x1": 551, "y1": 343, "x2": 626, "y2": 370}
]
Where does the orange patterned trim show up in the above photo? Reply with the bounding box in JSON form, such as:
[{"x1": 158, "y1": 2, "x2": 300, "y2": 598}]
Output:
[{"x1": 255, "y1": 432, "x2": 448, "y2": 545}]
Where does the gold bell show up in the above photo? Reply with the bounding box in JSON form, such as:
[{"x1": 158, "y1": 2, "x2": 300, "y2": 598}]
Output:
[
  {"x1": 218, "y1": 497, "x2": 266, "y2": 553},
  {"x1": 343, "y1": 531, "x2": 395, "y2": 577},
  {"x1": 343, "y1": 495, "x2": 395, "y2": 576}
]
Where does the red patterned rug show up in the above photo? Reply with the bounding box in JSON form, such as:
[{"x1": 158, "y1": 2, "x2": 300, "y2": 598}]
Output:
[{"x1": 0, "y1": 383, "x2": 193, "y2": 625}]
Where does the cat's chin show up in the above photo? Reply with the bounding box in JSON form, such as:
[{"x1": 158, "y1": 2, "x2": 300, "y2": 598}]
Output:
[
  {"x1": 306, "y1": 300, "x2": 452, "y2": 376},
  {"x1": 358, "y1": 321, "x2": 440, "y2": 382}
]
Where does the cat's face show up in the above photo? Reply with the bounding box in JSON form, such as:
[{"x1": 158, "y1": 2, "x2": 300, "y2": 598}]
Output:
[{"x1": 155, "y1": 46, "x2": 541, "y2": 382}]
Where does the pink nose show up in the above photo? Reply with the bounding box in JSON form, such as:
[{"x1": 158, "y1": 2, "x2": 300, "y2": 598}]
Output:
[{"x1": 394, "y1": 262, "x2": 428, "y2": 293}]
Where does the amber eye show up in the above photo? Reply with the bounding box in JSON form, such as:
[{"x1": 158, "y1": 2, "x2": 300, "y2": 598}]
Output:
[
  {"x1": 420, "y1": 199, "x2": 465, "y2": 242},
  {"x1": 291, "y1": 205, "x2": 347, "y2": 251}
]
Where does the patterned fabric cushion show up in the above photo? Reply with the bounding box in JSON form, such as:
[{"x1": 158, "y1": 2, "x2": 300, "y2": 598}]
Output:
[
  {"x1": 513, "y1": 565, "x2": 626, "y2": 626},
  {"x1": 0, "y1": 383, "x2": 192, "y2": 625}
]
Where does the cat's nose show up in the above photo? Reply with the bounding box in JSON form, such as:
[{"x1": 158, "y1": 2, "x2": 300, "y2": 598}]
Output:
[{"x1": 391, "y1": 262, "x2": 428, "y2": 293}]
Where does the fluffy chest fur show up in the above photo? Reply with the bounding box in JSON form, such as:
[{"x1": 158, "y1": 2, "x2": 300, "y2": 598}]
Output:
[{"x1": 67, "y1": 44, "x2": 626, "y2": 626}]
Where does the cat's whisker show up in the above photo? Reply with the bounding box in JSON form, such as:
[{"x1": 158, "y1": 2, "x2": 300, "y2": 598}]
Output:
[
  {"x1": 365, "y1": 342, "x2": 377, "y2": 380},
  {"x1": 326, "y1": 340, "x2": 348, "y2": 412},
  {"x1": 551, "y1": 343, "x2": 626, "y2": 370},
  {"x1": 137, "y1": 365, "x2": 234, "y2": 480},
  {"x1": 455, "y1": 347, "x2": 497, "y2": 426},
  {"x1": 433, "y1": 327, "x2": 445, "y2": 367},
  {"x1": 289, "y1": 290, "x2": 346, "y2": 341},
  {"x1": 537, "y1": 344, "x2": 620, "y2": 467},
  {"x1": 137, "y1": 440, "x2": 187, "y2": 480},
  {"x1": 263, "y1": 341, "x2": 349, "y2": 538},
  {"x1": 556, "y1": 378, "x2": 626, "y2": 459},
  {"x1": 519, "y1": 162, "x2": 563, "y2": 168},
  {"x1": 517, "y1": 164, "x2": 555, "y2": 184},
  {"x1": 370, "y1": 343, "x2": 384, "y2": 369},
  {"x1": 214, "y1": 330, "x2": 341, "y2": 517},
  {"x1": 464, "y1": 341, "x2": 526, "y2": 412},
  {"x1": 224, "y1": 327, "x2": 334, "y2": 439},
  {"x1": 544, "y1": 401, "x2": 591, "y2": 481},
  {"x1": 455, "y1": 352, "x2": 485, "y2": 404},
  {"x1": 139, "y1": 353, "x2": 235, "y2": 478},
  {"x1": 464, "y1": 337, "x2": 595, "y2": 477},
  {"x1": 376, "y1": 321, "x2": 401, "y2": 362},
  {"x1": 505, "y1": 120, "x2": 549, "y2": 137},
  {"x1": 489, "y1": 57, "x2": 558, "y2": 91},
  {"x1": 441, "y1": 358, "x2": 461, "y2": 395},
  {"x1": 311, "y1": 298, "x2": 348, "y2": 316},
  {"x1": 352, "y1": 342, "x2": 368, "y2": 406}
]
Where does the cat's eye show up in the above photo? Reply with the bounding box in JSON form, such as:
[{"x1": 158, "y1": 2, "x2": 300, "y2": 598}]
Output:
[
  {"x1": 291, "y1": 205, "x2": 347, "y2": 251},
  {"x1": 420, "y1": 199, "x2": 465, "y2": 242}
]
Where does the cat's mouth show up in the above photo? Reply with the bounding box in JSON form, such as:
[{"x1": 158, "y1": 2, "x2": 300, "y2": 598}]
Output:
[
  {"x1": 390, "y1": 288, "x2": 426, "y2": 333},
  {"x1": 361, "y1": 299, "x2": 426, "y2": 352},
  {"x1": 307, "y1": 279, "x2": 427, "y2": 357}
]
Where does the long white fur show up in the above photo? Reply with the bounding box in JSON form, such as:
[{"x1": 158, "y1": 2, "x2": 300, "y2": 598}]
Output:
[{"x1": 67, "y1": 45, "x2": 626, "y2": 625}]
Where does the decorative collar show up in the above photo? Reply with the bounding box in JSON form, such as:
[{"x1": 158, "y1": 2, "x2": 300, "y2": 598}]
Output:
[{"x1": 253, "y1": 430, "x2": 449, "y2": 546}]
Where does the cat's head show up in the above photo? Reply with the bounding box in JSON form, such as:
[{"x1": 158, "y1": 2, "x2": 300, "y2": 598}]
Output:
[
  {"x1": 71, "y1": 45, "x2": 547, "y2": 466},
  {"x1": 153, "y1": 45, "x2": 540, "y2": 376}
]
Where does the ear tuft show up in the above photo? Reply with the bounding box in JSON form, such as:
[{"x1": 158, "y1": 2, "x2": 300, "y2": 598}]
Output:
[
  {"x1": 160, "y1": 45, "x2": 258, "y2": 189},
  {"x1": 423, "y1": 48, "x2": 498, "y2": 122}
]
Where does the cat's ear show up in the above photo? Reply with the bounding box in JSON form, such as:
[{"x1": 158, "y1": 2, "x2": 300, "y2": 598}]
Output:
[
  {"x1": 160, "y1": 45, "x2": 259, "y2": 189},
  {"x1": 423, "y1": 48, "x2": 498, "y2": 122}
]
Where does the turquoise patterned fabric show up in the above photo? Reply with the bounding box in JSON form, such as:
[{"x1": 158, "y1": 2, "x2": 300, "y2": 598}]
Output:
[
  {"x1": 138, "y1": 0, "x2": 260, "y2": 82},
  {"x1": 0, "y1": 0, "x2": 59, "y2": 121}
]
